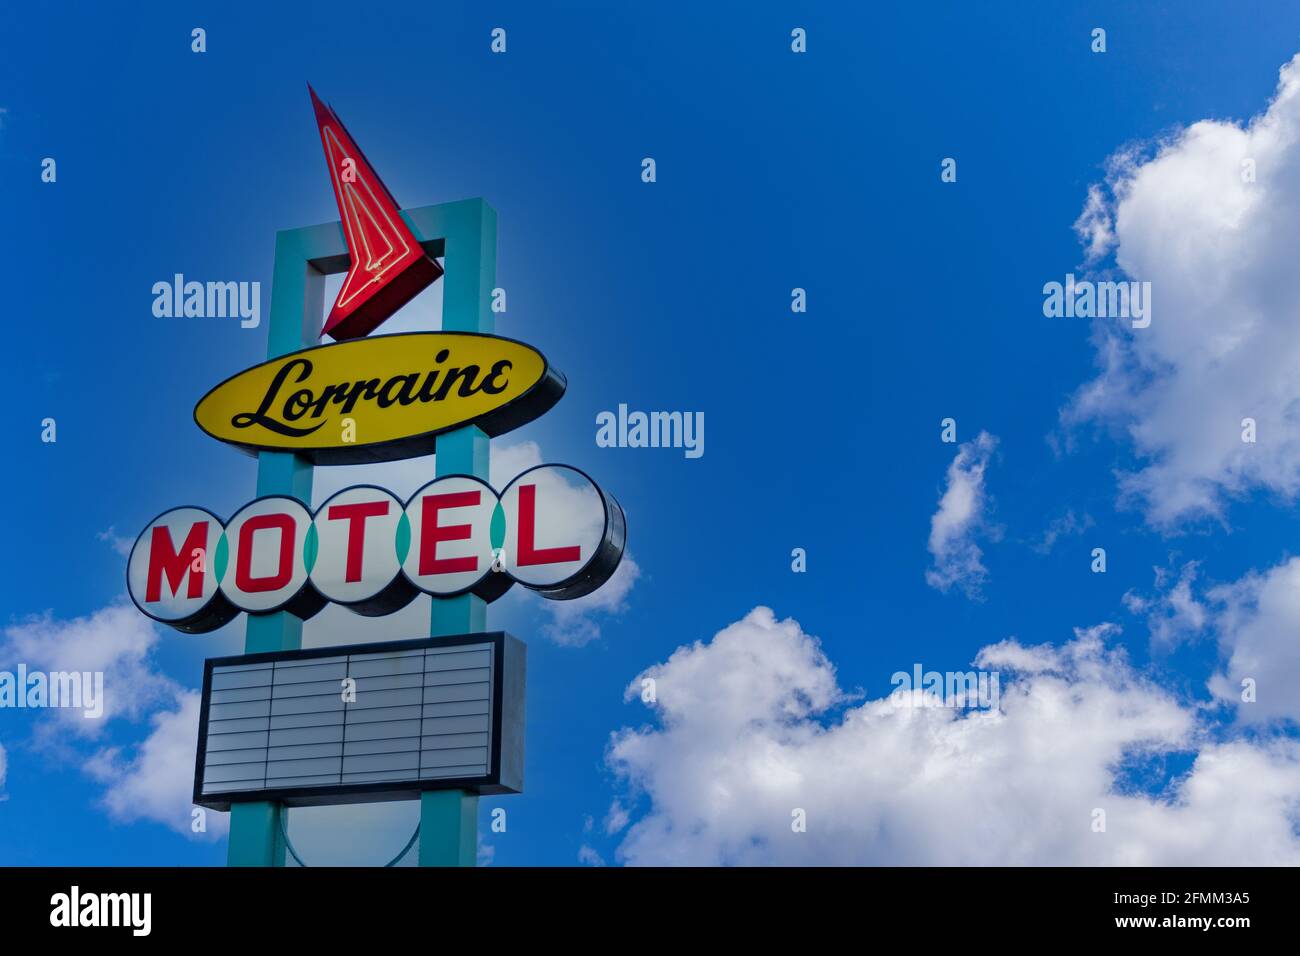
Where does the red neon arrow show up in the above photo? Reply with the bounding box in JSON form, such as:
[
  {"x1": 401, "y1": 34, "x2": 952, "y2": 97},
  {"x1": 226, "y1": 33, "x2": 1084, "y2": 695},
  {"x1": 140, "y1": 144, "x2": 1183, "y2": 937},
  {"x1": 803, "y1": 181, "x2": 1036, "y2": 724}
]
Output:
[{"x1": 309, "y1": 84, "x2": 442, "y2": 341}]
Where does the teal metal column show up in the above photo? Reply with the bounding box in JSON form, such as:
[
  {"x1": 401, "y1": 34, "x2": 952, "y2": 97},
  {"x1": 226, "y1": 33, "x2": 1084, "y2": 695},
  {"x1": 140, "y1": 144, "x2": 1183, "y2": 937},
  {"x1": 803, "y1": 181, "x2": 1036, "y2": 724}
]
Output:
[
  {"x1": 221, "y1": 199, "x2": 498, "y2": 866},
  {"x1": 227, "y1": 227, "x2": 322, "y2": 866},
  {"x1": 419, "y1": 198, "x2": 497, "y2": 867}
]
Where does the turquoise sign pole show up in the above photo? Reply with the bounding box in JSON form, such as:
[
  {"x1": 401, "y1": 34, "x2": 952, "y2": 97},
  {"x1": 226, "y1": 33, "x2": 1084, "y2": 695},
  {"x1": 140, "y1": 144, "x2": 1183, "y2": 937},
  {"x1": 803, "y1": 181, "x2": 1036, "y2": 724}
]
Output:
[
  {"x1": 225, "y1": 199, "x2": 498, "y2": 867},
  {"x1": 419, "y1": 199, "x2": 497, "y2": 867}
]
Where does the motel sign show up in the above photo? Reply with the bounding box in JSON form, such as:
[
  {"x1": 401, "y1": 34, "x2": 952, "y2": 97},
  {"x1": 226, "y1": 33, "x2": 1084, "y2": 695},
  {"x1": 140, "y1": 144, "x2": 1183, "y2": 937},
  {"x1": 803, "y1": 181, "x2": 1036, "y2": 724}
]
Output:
[{"x1": 125, "y1": 87, "x2": 627, "y2": 866}]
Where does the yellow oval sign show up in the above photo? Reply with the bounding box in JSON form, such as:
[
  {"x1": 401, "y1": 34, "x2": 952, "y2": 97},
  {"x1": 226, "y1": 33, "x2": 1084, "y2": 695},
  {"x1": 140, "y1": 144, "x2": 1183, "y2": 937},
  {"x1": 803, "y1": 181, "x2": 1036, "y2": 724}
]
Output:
[{"x1": 194, "y1": 332, "x2": 565, "y2": 464}]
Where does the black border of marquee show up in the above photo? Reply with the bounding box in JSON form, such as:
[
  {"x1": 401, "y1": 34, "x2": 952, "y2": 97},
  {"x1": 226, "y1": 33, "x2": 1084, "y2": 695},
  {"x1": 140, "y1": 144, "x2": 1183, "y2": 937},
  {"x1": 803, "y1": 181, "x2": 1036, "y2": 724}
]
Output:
[
  {"x1": 191, "y1": 330, "x2": 567, "y2": 465},
  {"x1": 193, "y1": 631, "x2": 525, "y2": 811}
]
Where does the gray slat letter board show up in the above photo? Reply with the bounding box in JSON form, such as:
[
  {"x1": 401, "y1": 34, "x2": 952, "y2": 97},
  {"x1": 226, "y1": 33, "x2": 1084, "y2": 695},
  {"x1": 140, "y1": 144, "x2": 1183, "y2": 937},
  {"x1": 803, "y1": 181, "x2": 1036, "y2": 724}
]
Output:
[{"x1": 194, "y1": 633, "x2": 524, "y2": 810}]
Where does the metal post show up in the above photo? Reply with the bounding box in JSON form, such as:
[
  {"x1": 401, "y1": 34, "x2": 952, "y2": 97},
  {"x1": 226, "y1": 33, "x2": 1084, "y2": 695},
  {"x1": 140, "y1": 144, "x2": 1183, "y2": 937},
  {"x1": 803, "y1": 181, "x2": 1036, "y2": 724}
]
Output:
[
  {"x1": 226, "y1": 227, "x2": 323, "y2": 866},
  {"x1": 419, "y1": 199, "x2": 497, "y2": 866},
  {"x1": 222, "y1": 200, "x2": 498, "y2": 867}
]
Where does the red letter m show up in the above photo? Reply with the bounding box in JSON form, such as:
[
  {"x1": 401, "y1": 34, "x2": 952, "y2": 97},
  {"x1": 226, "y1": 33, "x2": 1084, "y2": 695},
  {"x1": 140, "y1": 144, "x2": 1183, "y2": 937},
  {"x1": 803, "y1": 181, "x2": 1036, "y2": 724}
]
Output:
[{"x1": 145, "y1": 522, "x2": 209, "y2": 602}]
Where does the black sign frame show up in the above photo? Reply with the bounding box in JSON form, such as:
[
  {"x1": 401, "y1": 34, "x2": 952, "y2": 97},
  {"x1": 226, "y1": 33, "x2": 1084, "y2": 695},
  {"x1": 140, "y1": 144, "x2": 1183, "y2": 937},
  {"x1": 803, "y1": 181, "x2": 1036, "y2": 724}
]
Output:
[{"x1": 193, "y1": 632, "x2": 525, "y2": 811}]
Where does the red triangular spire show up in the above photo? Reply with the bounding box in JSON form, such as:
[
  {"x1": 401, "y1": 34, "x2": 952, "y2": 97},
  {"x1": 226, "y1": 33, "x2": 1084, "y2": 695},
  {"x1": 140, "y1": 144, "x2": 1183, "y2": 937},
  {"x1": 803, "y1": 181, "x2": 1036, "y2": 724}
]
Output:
[{"x1": 309, "y1": 84, "x2": 442, "y2": 341}]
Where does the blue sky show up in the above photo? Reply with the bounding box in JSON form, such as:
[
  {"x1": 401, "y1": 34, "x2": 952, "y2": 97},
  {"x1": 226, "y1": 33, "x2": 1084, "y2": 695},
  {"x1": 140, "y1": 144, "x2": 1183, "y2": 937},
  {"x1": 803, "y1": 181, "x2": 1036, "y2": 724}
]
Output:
[{"x1": 3, "y1": 1, "x2": 1300, "y2": 866}]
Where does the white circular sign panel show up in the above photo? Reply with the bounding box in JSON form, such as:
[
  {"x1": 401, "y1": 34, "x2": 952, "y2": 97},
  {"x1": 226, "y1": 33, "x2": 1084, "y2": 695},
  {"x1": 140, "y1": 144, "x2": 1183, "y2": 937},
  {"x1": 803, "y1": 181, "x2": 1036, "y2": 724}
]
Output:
[
  {"x1": 127, "y1": 506, "x2": 235, "y2": 633},
  {"x1": 499, "y1": 464, "x2": 623, "y2": 598},
  {"x1": 223, "y1": 496, "x2": 317, "y2": 614},
  {"x1": 402, "y1": 475, "x2": 498, "y2": 596},
  {"x1": 311, "y1": 485, "x2": 409, "y2": 610}
]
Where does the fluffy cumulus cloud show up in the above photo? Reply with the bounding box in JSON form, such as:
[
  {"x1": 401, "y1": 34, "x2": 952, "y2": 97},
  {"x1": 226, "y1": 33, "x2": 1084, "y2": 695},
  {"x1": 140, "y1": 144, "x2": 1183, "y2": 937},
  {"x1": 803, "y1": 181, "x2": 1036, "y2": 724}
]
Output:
[
  {"x1": 1, "y1": 603, "x2": 180, "y2": 739},
  {"x1": 1065, "y1": 52, "x2": 1300, "y2": 527},
  {"x1": 1122, "y1": 561, "x2": 1209, "y2": 649},
  {"x1": 96, "y1": 527, "x2": 134, "y2": 558},
  {"x1": 1204, "y1": 558, "x2": 1300, "y2": 725},
  {"x1": 604, "y1": 799, "x2": 630, "y2": 835},
  {"x1": 1, "y1": 603, "x2": 219, "y2": 838},
  {"x1": 2, "y1": 601, "x2": 423, "y2": 845},
  {"x1": 606, "y1": 607, "x2": 1300, "y2": 865},
  {"x1": 1031, "y1": 509, "x2": 1093, "y2": 555},
  {"x1": 85, "y1": 691, "x2": 226, "y2": 839},
  {"x1": 540, "y1": 554, "x2": 640, "y2": 646},
  {"x1": 1121, "y1": 555, "x2": 1300, "y2": 726},
  {"x1": 925, "y1": 432, "x2": 998, "y2": 597}
]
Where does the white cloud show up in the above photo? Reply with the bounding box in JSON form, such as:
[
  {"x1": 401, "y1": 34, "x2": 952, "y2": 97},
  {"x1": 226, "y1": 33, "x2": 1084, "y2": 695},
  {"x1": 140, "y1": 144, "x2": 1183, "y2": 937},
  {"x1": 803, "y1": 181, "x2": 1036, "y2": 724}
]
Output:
[
  {"x1": 1064, "y1": 52, "x2": 1300, "y2": 527},
  {"x1": 607, "y1": 606, "x2": 1300, "y2": 865},
  {"x1": 604, "y1": 799, "x2": 630, "y2": 835},
  {"x1": 0, "y1": 603, "x2": 218, "y2": 837},
  {"x1": 85, "y1": 690, "x2": 226, "y2": 839},
  {"x1": 1, "y1": 603, "x2": 179, "y2": 737},
  {"x1": 1031, "y1": 509, "x2": 1093, "y2": 555},
  {"x1": 96, "y1": 527, "x2": 134, "y2": 558},
  {"x1": 539, "y1": 553, "x2": 641, "y2": 646},
  {"x1": 1120, "y1": 555, "x2": 1300, "y2": 726},
  {"x1": 489, "y1": 440, "x2": 544, "y2": 490},
  {"x1": 1074, "y1": 183, "x2": 1116, "y2": 262},
  {"x1": 1206, "y1": 557, "x2": 1300, "y2": 725},
  {"x1": 578, "y1": 844, "x2": 606, "y2": 866},
  {"x1": 925, "y1": 432, "x2": 998, "y2": 597},
  {"x1": 1123, "y1": 561, "x2": 1209, "y2": 649}
]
